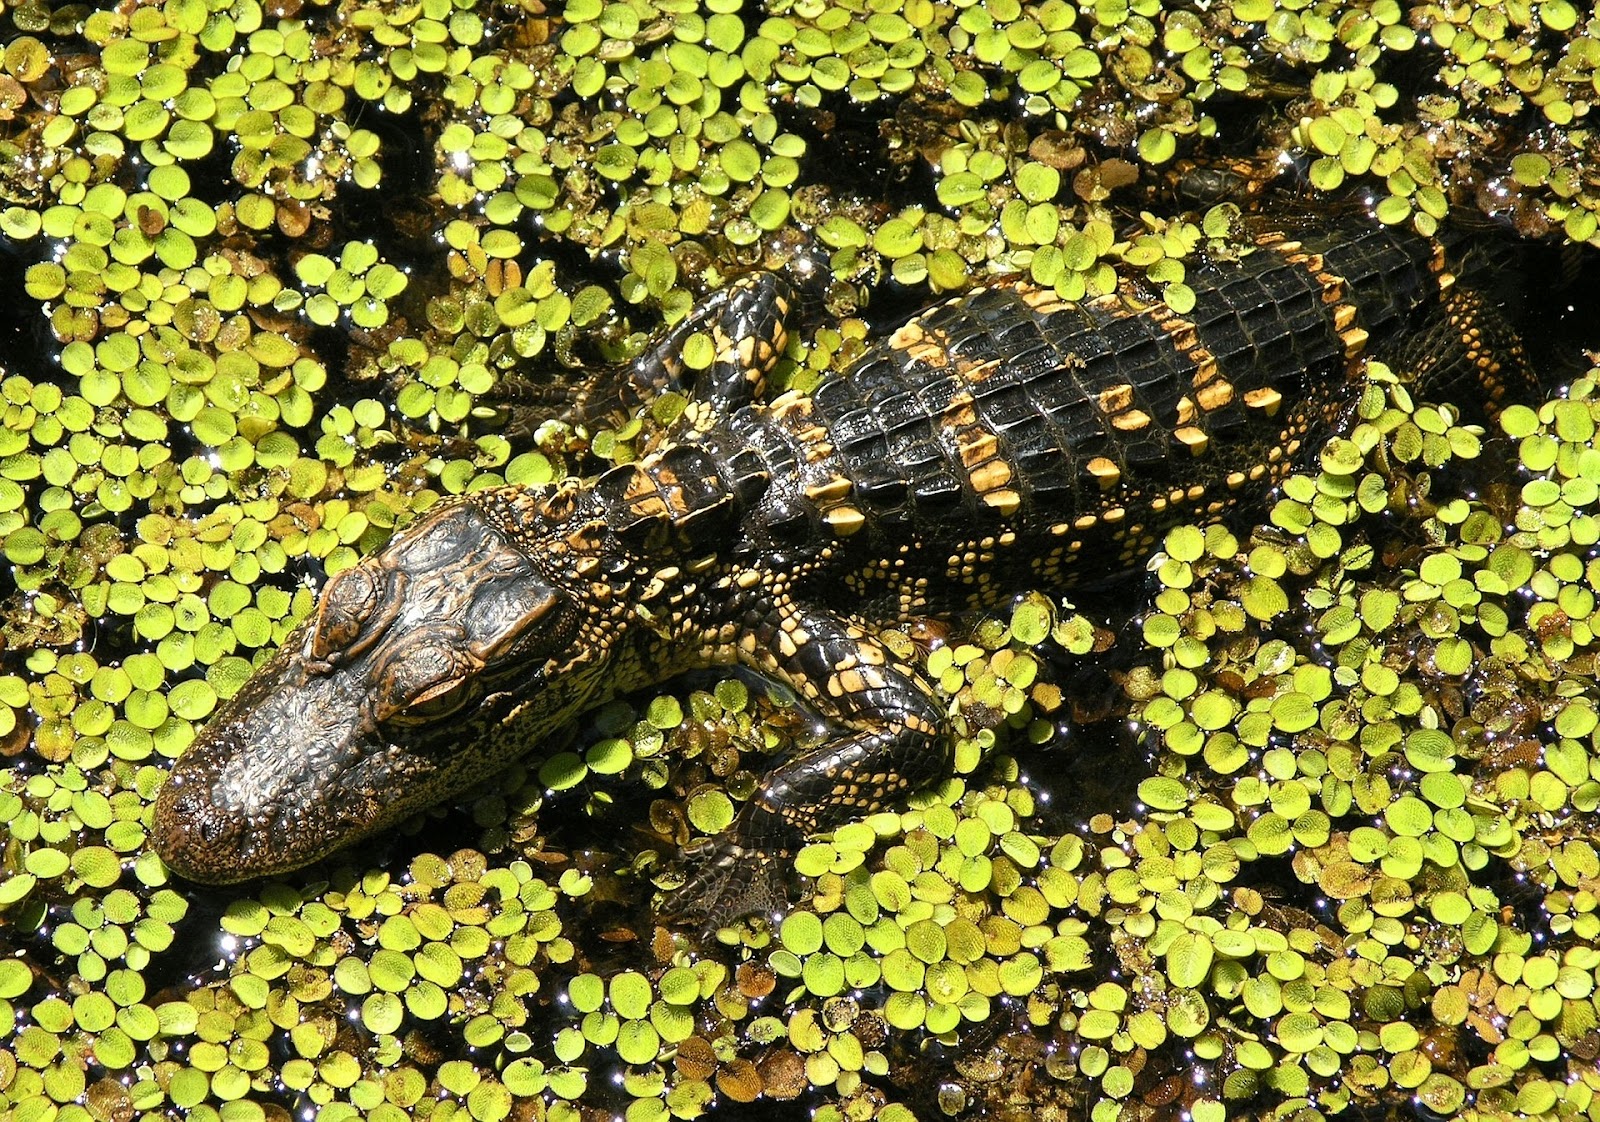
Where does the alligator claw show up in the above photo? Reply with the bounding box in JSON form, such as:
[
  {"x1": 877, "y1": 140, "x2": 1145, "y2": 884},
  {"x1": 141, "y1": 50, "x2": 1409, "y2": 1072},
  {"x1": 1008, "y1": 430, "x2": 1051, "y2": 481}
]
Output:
[{"x1": 659, "y1": 839, "x2": 796, "y2": 937}]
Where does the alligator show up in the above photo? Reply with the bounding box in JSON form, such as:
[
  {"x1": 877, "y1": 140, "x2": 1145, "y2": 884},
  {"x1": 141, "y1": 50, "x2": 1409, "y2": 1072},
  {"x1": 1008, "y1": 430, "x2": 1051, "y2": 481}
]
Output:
[{"x1": 151, "y1": 222, "x2": 1537, "y2": 925}]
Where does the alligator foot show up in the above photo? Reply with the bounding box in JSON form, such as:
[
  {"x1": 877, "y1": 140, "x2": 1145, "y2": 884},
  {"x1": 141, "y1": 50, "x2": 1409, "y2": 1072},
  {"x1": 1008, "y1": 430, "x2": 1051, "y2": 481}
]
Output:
[{"x1": 659, "y1": 838, "x2": 795, "y2": 936}]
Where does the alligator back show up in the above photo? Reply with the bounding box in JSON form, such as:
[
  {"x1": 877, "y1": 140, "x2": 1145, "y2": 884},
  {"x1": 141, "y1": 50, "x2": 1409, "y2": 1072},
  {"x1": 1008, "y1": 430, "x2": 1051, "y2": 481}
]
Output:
[{"x1": 720, "y1": 226, "x2": 1512, "y2": 615}]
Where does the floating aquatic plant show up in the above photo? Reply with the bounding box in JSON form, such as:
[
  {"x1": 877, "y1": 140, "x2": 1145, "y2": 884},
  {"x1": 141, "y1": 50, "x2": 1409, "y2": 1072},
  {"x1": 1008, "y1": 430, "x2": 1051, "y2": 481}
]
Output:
[{"x1": 3, "y1": 0, "x2": 1600, "y2": 1117}]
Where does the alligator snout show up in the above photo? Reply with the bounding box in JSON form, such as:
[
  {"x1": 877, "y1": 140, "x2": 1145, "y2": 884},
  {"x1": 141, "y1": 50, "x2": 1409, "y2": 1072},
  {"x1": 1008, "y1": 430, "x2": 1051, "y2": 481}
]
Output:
[{"x1": 150, "y1": 641, "x2": 392, "y2": 883}]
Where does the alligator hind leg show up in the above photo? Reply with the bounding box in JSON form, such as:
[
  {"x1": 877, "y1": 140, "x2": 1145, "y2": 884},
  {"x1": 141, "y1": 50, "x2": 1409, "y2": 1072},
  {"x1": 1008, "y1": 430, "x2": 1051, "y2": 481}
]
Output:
[
  {"x1": 666, "y1": 605, "x2": 950, "y2": 929},
  {"x1": 1397, "y1": 286, "x2": 1539, "y2": 421}
]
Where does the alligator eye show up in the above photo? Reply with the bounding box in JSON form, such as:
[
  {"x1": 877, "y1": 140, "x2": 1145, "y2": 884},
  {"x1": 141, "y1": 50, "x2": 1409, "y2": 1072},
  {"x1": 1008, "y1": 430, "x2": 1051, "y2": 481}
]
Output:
[
  {"x1": 311, "y1": 566, "x2": 382, "y2": 661},
  {"x1": 389, "y1": 675, "x2": 478, "y2": 725},
  {"x1": 372, "y1": 639, "x2": 481, "y2": 726}
]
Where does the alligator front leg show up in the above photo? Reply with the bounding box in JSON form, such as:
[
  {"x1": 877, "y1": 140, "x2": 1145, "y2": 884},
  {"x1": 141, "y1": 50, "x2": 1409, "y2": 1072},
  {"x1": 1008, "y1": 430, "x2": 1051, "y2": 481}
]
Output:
[
  {"x1": 490, "y1": 273, "x2": 793, "y2": 435},
  {"x1": 667, "y1": 602, "x2": 950, "y2": 929}
]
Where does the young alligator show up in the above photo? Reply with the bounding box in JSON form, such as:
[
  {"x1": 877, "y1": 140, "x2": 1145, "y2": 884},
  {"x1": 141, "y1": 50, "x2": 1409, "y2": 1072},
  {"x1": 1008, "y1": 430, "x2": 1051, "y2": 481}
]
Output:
[{"x1": 152, "y1": 223, "x2": 1535, "y2": 924}]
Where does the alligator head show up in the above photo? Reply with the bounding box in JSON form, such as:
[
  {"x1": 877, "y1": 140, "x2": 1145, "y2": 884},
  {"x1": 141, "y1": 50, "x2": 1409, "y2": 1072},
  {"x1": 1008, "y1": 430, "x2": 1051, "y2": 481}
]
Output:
[{"x1": 152, "y1": 482, "x2": 617, "y2": 883}]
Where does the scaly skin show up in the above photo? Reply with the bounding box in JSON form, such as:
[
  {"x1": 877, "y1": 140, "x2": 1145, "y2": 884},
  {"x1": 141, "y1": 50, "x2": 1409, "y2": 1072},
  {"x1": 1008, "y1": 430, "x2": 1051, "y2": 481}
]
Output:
[{"x1": 152, "y1": 226, "x2": 1535, "y2": 923}]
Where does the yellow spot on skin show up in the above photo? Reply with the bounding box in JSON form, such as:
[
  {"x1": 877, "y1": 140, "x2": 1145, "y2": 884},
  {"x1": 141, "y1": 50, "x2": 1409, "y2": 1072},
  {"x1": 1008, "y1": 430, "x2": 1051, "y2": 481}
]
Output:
[
  {"x1": 1101, "y1": 506, "x2": 1126, "y2": 524},
  {"x1": 984, "y1": 489, "x2": 1021, "y2": 515},
  {"x1": 1244, "y1": 386, "x2": 1283, "y2": 415},
  {"x1": 1187, "y1": 356, "x2": 1218, "y2": 388},
  {"x1": 888, "y1": 321, "x2": 924, "y2": 349},
  {"x1": 1175, "y1": 425, "x2": 1209, "y2": 453},
  {"x1": 1317, "y1": 275, "x2": 1346, "y2": 305},
  {"x1": 1226, "y1": 471, "x2": 1247, "y2": 489},
  {"x1": 959, "y1": 357, "x2": 1002, "y2": 383},
  {"x1": 619, "y1": 467, "x2": 655, "y2": 501},
  {"x1": 941, "y1": 392, "x2": 978, "y2": 428},
  {"x1": 1175, "y1": 396, "x2": 1197, "y2": 424},
  {"x1": 1168, "y1": 325, "x2": 1202, "y2": 355},
  {"x1": 969, "y1": 459, "x2": 1013, "y2": 492},
  {"x1": 768, "y1": 390, "x2": 812, "y2": 420},
  {"x1": 797, "y1": 426, "x2": 835, "y2": 465},
  {"x1": 1341, "y1": 326, "x2": 1370, "y2": 357},
  {"x1": 1111, "y1": 408, "x2": 1152, "y2": 432},
  {"x1": 1333, "y1": 303, "x2": 1358, "y2": 330},
  {"x1": 826, "y1": 506, "x2": 866, "y2": 536},
  {"x1": 1074, "y1": 513, "x2": 1098, "y2": 530},
  {"x1": 1020, "y1": 286, "x2": 1072, "y2": 314},
  {"x1": 630, "y1": 495, "x2": 670, "y2": 520},
  {"x1": 1097, "y1": 384, "x2": 1135, "y2": 413},
  {"x1": 909, "y1": 339, "x2": 951, "y2": 368},
  {"x1": 1437, "y1": 271, "x2": 1455, "y2": 293},
  {"x1": 957, "y1": 431, "x2": 999, "y2": 468},
  {"x1": 1087, "y1": 456, "x2": 1121, "y2": 487},
  {"x1": 890, "y1": 321, "x2": 956, "y2": 370},
  {"x1": 805, "y1": 477, "x2": 853, "y2": 503},
  {"x1": 833, "y1": 669, "x2": 870, "y2": 697},
  {"x1": 1196, "y1": 379, "x2": 1234, "y2": 412},
  {"x1": 679, "y1": 401, "x2": 718, "y2": 433}
]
